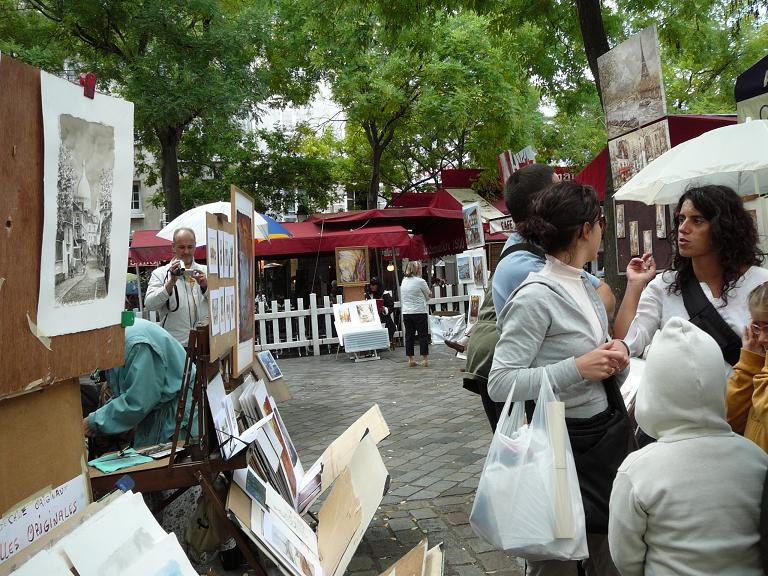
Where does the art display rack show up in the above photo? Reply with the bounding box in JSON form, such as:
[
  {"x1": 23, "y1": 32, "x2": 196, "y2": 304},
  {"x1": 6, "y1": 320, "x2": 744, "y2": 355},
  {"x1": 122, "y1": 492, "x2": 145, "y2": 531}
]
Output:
[
  {"x1": 88, "y1": 324, "x2": 266, "y2": 574},
  {"x1": 0, "y1": 55, "x2": 124, "y2": 526}
]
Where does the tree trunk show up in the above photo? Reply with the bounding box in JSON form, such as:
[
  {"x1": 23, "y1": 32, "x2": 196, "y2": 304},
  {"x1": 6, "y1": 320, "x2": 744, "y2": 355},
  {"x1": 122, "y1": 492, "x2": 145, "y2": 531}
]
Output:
[
  {"x1": 575, "y1": 0, "x2": 628, "y2": 300},
  {"x1": 367, "y1": 143, "x2": 383, "y2": 209},
  {"x1": 575, "y1": 0, "x2": 610, "y2": 105},
  {"x1": 156, "y1": 126, "x2": 183, "y2": 220}
]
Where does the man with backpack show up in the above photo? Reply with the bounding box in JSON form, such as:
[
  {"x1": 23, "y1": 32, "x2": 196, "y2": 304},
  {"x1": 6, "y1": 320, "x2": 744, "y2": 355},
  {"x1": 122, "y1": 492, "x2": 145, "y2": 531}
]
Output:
[{"x1": 462, "y1": 164, "x2": 615, "y2": 430}]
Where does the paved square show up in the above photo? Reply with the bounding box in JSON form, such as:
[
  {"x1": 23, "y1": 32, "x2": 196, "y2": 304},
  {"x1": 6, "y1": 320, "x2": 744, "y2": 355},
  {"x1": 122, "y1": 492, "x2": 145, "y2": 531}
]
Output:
[{"x1": 270, "y1": 345, "x2": 525, "y2": 576}]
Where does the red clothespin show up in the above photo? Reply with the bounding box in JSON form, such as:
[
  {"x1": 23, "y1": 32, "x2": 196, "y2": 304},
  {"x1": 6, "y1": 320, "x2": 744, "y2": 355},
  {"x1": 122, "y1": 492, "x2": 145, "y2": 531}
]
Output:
[{"x1": 79, "y1": 72, "x2": 96, "y2": 99}]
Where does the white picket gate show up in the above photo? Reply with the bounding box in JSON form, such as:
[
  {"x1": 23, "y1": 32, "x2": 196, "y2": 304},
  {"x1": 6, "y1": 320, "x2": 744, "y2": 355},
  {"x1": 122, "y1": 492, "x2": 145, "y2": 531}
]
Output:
[{"x1": 254, "y1": 284, "x2": 472, "y2": 356}]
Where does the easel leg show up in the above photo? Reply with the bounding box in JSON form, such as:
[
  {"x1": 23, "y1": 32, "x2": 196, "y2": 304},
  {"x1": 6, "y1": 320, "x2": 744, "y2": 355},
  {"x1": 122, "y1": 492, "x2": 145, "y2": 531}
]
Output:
[{"x1": 197, "y1": 472, "x2": 266, "y2": 576}]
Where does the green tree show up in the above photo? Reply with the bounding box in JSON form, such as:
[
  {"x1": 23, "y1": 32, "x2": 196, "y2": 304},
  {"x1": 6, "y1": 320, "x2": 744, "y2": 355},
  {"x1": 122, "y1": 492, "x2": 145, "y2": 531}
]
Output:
[
  {"x1": 382, "y1": 13, "x2": 541, "y2": 195},
  {"x1": 147, "y1": 121, "x2": 343, "y2": 216},
  {"x1": 298, "y1": 3, "x2": 540, "y2": 208},
  {"x1": 6, "y1": 0, "x2": 316, "y2": 219}
]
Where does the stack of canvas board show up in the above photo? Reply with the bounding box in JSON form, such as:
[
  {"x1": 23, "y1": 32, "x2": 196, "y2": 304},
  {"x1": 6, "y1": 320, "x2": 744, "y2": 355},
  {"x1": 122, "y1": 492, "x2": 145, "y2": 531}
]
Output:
[
  {"x1": 10, "y1": 491, "x2": 197, "y2": 576},
  {"x1": 228, "y1": 435, "x2": 390, "y2": 576}
]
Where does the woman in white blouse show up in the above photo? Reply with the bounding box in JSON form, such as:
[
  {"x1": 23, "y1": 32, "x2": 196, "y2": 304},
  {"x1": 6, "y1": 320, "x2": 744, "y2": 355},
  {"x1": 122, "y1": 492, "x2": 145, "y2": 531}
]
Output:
[
  {"x1": 400, "y1": 261, "x2": 433, "y2": 367},
  {"x1": 614, "y1": 185, "x2": 768, "y2": 363}
]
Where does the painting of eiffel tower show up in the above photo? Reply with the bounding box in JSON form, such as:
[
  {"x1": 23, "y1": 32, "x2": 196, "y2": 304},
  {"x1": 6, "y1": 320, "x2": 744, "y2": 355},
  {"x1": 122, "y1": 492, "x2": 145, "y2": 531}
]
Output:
[{"x1": 597, "y1": 25, "x2": 667, "y2": 140}]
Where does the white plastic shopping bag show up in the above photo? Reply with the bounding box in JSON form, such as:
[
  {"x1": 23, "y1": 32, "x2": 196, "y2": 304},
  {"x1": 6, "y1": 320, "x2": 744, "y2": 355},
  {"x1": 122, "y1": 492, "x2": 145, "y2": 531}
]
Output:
[
  {"x1": 469, "y1": 371, "x2": 587, "y2": 560},
  {"x1": 428, "y1": 314, "x2": 464, "y2": 344}
]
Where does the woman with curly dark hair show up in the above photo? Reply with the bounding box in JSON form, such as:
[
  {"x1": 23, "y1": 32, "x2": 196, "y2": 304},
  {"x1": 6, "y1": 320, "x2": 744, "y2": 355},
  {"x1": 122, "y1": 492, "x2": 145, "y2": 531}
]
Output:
[{"x1": 614, "y1": 185, "x2": 768, "y2": 367}]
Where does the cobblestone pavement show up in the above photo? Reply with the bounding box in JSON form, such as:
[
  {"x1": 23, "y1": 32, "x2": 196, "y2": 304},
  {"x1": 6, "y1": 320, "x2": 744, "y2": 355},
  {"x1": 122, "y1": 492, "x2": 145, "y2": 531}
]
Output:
[
  {"x1": 267, "y1": 345, "x2": 525, "y2": 576},
  {"x1": 57, "y1": 258, "x2": 107, "y2": 304}
]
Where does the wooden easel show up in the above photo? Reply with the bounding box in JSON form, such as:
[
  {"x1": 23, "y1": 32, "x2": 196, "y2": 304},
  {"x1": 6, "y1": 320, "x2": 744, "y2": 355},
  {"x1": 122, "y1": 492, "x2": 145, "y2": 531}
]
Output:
[{"x1": 90, "y1": 325, "x2": 266, "y2": 575}]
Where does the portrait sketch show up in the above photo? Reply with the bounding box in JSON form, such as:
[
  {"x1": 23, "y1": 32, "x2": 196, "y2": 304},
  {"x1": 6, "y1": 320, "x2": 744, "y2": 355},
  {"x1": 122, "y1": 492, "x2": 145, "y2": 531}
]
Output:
[
  {"x1": 356, "y1": 302, "x2": 376, "y2": 324},
  {"x1": 38, "y1": 71, "x2": 133, "y2": 336},
  {"x1": 616, "y1": 204, "x2": 626, "y2": 238},
  {"x1": 629, "y1": 221, "x2": 640, "y2": 256}
]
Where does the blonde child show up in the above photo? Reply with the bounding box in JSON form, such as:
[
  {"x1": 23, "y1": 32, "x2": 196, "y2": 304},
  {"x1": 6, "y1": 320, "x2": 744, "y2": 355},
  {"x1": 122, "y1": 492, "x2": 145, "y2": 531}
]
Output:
[{"x1": 727, "y1": 281, "x2": 768, "y2": 451}]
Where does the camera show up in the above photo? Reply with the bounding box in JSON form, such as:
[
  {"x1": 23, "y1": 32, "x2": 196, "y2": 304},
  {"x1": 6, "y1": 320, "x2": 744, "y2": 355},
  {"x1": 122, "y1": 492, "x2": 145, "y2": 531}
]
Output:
[{"x1": 171, "y1": 267, "x2": 186, "y2": 277}]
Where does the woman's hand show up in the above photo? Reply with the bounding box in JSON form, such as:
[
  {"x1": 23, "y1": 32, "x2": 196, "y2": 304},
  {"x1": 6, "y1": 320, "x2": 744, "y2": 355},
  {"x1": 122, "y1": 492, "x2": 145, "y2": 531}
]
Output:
[
  {"x1": 575, "y1": 342, "x2": 629, "y2": 380},
  {"x1": 742, "y1": 325, "x2": 765, "y2": 356},
  {"x1": 626, "y1": 252, "x2": 656, "y2": 287}
]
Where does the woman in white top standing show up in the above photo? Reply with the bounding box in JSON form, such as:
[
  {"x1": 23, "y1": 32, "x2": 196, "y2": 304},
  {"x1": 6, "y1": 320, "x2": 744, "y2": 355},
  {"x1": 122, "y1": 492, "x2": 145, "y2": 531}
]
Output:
[
  {"x1": 614, "y1": 185, "x2": 768, "y2": 365},
  {"x1": 400, "y1": 261, "x2": 433, "y2": 367}
]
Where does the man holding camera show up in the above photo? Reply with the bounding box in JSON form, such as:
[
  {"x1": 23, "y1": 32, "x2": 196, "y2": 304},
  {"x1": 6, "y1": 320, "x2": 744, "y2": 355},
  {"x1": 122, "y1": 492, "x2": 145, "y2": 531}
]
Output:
[{"x1": 145, "y1": 227, "x2": 209, "y2": 347}]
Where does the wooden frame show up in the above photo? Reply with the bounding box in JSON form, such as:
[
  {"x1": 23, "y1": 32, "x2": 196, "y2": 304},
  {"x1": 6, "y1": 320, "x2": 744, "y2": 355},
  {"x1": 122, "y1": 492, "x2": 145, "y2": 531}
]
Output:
[
  {"x1": 231, "y1": 185, "x2": 255, "y2": 377},
  {"x1": 335, "y1": 246, "x2": 370, "y2": 287},
  {"x1": 0, "y1": 55, "x2": 123, "y2": 399}
]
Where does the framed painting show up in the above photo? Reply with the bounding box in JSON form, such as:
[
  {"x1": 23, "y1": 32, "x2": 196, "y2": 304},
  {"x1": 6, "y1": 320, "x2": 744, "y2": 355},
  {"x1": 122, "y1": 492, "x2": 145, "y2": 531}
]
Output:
[
  {"x1": 335, "y1": 246, "x2": 370, "y2": 287},
  {"x1": 231, "y1": 185, "x2": 255, "y2": 376}
]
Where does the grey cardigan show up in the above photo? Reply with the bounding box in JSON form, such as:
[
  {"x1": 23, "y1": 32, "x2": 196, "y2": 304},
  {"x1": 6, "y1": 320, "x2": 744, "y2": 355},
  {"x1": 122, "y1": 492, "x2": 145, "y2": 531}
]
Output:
[{"x1": 488, "y1": 272, "x2": 626, "y2": 418}]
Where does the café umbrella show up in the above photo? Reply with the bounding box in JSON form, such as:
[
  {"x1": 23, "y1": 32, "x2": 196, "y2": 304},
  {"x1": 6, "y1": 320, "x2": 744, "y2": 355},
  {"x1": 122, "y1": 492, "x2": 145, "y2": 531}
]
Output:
[
  {"x1": 157, "y1": 202, "x2": 292, "y2": 246},
  {"x1": 613, "y1": 119, "x2": 768, "y2": 205}
]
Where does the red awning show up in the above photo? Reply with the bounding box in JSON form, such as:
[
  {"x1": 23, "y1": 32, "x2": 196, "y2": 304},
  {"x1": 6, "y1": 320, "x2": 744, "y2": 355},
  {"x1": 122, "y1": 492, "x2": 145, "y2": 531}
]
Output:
[
  {"x1": 575, "y1": 114, "x2": 738, "y2": 201},
  {"x1": 440, "y1": 168, "x2": 483, "y2": 188},
  {"x1": 253, "y1": 222, "x2": 412, "y2": 259},
  {"x1": 128, "y1": 229, "x2": 206, "y2": 266},
  {"x1": 390, "y1": 192, "x2": 436, "y2": 208},
  {"x1": 309, "y1": 205, "x2": 466, "y2": 258}
]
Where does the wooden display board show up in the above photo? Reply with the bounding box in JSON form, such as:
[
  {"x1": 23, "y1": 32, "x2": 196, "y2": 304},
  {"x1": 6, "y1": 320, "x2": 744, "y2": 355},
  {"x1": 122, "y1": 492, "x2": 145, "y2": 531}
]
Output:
[
  {"x1": 206, "y1": 212, "x2": 237, "y2": 361},
  {"x1": 0, "y1": 380, "x2": 88, "y2": 514},
  {"x1": 0, "y1": 55, "x2": 123, "y2": 399}
]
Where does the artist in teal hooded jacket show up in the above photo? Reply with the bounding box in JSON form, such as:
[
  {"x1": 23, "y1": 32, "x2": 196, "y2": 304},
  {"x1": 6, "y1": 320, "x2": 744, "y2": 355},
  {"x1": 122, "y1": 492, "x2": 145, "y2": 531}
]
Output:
[{"x1": 84, "y1": 318, "x2": 197, "y2": 448}]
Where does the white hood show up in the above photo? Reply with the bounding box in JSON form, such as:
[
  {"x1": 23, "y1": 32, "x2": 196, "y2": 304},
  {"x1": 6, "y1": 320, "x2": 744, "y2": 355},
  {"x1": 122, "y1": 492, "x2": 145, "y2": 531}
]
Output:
[{"x1": 636, "y1": 316, "x2": 730, "y2": 440}]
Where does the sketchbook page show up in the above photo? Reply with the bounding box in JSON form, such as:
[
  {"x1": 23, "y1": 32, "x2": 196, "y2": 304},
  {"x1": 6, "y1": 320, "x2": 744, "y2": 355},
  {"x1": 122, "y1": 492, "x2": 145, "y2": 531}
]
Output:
[
  {"x1": 265, "y1": 482, "x2": 318, "y2": 555},
  {"x1": 37, "y1": 71, "x2": 133, "y2": 336},
  {"x1": 57, "y1": 492, "x2": 165, "y2": 576},
  {"x1": 263, "y1": 512, "x2": 322, "y2": 576},
  {"x1": 12, "y1": 549, "x2": 71, "y2": 576},
  {"x1": 121, "y1": 533, "x2": 197, "y2": 576},
  {"x1": 378, "y1": 539, "x2": 428, "y2": 576}
]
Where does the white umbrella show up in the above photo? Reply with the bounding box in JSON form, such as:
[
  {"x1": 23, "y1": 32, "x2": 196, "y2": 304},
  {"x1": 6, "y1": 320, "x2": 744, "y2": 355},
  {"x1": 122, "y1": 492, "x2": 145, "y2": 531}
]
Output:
[
  {"x1": 157, "y1": 201, "x2": 289, "y2": 246},
  {"x1": 157, "y1": 201, "x2": 230, "y2": 246},
  {"x1": 613, "y1": 119, "x2": 768, "y2": 205}
]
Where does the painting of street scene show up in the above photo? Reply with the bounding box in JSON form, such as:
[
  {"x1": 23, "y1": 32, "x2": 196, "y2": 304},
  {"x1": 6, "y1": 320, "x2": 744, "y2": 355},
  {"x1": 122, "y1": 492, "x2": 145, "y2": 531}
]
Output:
[
  {"x1": 54, "y1": 114, "x2": 114, "y2": 305},
  {"x1": 608, "y1": 119, "x2": 671, "y2": 190},
  {"x1": 597, "y1": 25, "x2": 667, "y2": 140}
]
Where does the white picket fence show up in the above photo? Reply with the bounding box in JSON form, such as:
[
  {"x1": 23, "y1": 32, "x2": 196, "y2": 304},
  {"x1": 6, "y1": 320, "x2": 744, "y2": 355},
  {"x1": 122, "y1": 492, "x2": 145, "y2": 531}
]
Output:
[{"x1": 255, "y1": 284, "x2": 472, "y2": 356}]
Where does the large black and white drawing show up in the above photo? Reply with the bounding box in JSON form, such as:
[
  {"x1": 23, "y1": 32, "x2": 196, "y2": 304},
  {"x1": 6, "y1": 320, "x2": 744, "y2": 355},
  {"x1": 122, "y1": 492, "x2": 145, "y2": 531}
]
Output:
[
  {"x1": 38, "y1": 71, "x2": 134, "y2": 336},
  {"x1": 54, "y1": 115, "x2": 115, "y2": 304}
]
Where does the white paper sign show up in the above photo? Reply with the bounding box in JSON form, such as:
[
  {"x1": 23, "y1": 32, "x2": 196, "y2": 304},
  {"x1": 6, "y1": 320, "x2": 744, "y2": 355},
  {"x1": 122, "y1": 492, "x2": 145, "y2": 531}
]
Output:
[{"x1": 0, "y1": 474, "x2": 89, "y2": 565}]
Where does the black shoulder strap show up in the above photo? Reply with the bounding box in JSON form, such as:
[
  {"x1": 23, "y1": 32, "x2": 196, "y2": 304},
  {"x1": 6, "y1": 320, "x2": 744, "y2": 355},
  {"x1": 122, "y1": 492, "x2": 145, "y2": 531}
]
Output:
[
  {"x1": 499, "y1": 241, "x2": 545, "y2": 262},
  {"x1": 680, "y1": 274, "x2": 742, "y2": 366}
]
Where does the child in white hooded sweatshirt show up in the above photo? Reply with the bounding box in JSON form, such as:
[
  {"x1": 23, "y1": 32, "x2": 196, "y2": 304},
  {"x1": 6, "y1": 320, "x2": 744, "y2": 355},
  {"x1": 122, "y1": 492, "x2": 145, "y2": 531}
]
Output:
[{"x1": 608, "y1": 317, "x2": 768, "y2": 576}]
